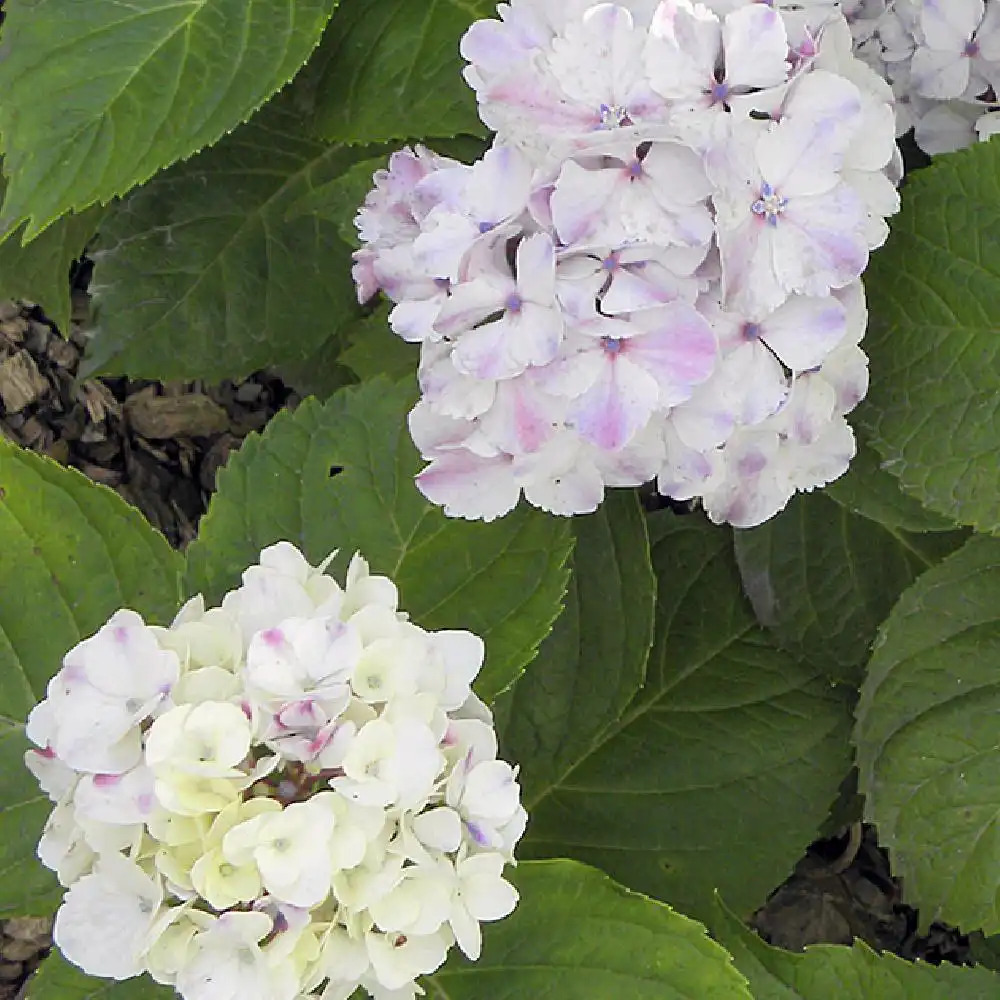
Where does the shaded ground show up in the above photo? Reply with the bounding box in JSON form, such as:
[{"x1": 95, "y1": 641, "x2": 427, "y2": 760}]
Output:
[{"x1": 753, "y1": 824, "x2": 970, "y2": 965}]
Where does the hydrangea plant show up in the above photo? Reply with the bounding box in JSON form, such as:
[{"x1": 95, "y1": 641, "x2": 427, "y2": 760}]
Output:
[{"x1": 3, "y1": 2, "x2": 1000, "y2": 1000}]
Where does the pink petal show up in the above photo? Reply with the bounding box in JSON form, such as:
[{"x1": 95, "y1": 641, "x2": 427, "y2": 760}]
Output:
[
  {"x1": 416, "y1": 452, "x2": 521, "y2": 521},
  {"x1": 920, "y1": 0, "x2": 984, "y2": 51},
  {"x1": 772, "y1": 186, "x2": 869, "y2": 297},
  {"x1": 761, "y1": 294, "x2": 847, "y2": 372},
  {"x1": 467, "y1": 145, "x2": 533, "y2": 226},
  {"x1": 550, "y1": 162, "x2": 621, "y2": 246},
  {"x1": 515, "y1": 233, "x2": 557, "y2": 304},
  {"x1": 722, "y1": 3, "x2": 789, "y2": 91},
  {"x1": 625, "y1": 301, "x2": 717, "y2": 403},
  {"x1": 572, "y1": 354, "x2": 659, "y2": 450}
]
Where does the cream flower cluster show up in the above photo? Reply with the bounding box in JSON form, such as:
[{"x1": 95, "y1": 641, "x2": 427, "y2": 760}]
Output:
[
  {"x1": 847, "y1": 0, "x2": 1000, "y2": 152},
  {"x1": 25, "y1": 543, "x2": 523, "y2": 1000},
  {"x1": 353, "y1": 0, "x2": 900, "y2": 527}
]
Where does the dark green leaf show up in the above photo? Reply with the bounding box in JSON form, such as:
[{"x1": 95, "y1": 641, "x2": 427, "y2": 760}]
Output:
[
  {"x1": 83, "y1": 97, "x2": 379, "y2": 382},
  {"x1": 496, "y1": 491, "x2": 655, "y2": 804},
  {"x1": 0, "y1": 168, "x2": 102, "y2": 332},
  {"x1": 824, "y1": 441, "x2": 958, "y2": 534},
  {"x1": 310, "y1": 0, "x2": 491, "y2": 143},
  {"x1": 338, "y1": 307, "x2": 419, "y2": 383},
  {"x1": 519, "y1": 513, "x2": 854, "y2": 923},
  {"x1": 733, "y1": 491, "x2": 967, "y2": 683}
]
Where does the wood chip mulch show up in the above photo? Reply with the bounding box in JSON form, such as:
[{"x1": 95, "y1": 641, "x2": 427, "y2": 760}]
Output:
[{"x1": 0, "y1": 295, "x2": 299, "y2": 549}]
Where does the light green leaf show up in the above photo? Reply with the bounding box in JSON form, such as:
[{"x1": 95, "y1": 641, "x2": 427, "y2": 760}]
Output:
[
  {"x1": 0, "y1": 440, "x2": 182, "y2": 917},
  {"x1": 854, "y1": 535, "x2": 1000, "y2": 935},
  {"x1": 0, "y1": 439, "x2": 183, "y2": 719},
  {"x1": 712, "y1": 895, "x2": 1000, "y2": 1000},
  {"x1": 824, "y1": 441, "x2": 959, "y2": 534},
  {"x1": 0, "y1": 721, "x2": 60, "y2": 916},
  {"x1": 427, "y1": 860, "x2": 752, "y2": 1000},
  {"x1": 519, "y1": 513, "x2": 853, "y2": 923},
  {"x1": 496, "y1": 491, "x2": 655, "y2": 803},
  {"x1": 310, "y1": 0, "x2": 491, "y2": 143},
  {"x1": 184, "y1": 379, "x2": 573, "y2": 701},
  {"x1": 83, "y1": 95, "x2": 378, "y2": 382},
  {"x1": 0, "y1": 0, "x2": 339, "y2": 240},
  {"x1": 857, "y1": 140, "x2": 1000, "y2": 533},
  {"x1": 25, "y1": 951, "x2": 173, "y2": 1000},
  {"x1": 733, "y1": 492, "x2": 968, "y2": 683},
  {"x1": 0, "y1": 169, "x2": 102, "y2": 332}
]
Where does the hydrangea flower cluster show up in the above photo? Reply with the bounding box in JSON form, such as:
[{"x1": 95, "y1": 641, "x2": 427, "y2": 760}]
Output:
[
  {"x1": 24, "y1": 542, "x2": 523, "y2": 1000},
  {"x1": 847, "y1": 0, "x2": 1000, "y2": 152},
  {"x1": 352, "y1": 0, "x2": 900, "y2": 527}
]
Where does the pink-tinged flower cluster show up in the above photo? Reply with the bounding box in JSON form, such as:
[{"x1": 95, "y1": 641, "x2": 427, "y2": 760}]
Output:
[
  {"x1": 352, "y1": 0, "x2": 899, "y2": 527},
  {"x1": 847, "y1": 0, "x2": 1000, "y2": 152}
]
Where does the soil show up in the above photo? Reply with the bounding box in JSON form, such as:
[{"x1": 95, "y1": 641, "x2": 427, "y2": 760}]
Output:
[{"x1": 0, "y1": 279, "x2": 973, "y2": 994}]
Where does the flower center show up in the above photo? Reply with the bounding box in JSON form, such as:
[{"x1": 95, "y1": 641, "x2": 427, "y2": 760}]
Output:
[
  {"x1": 602, "y1": 336, "x2": 624, "y2": 355},
  {"x1": 710, "y1": 79, "x2": 729, "y2": 104},
  {"x1": 505, "y1": 293, "x2": 523, "y2": 314},
  {"x1": 751, "y1": 182, "x2": 787, "y2": 226},
  {"x1": 742, "y1": 322, "x2": 762, "y2": 341},
  {"x1": 598, "y1": 103, "x2": 632, "y2": 129},
  {"x1": 964, "y1": 39, "x2": 981, "y2": 58}
]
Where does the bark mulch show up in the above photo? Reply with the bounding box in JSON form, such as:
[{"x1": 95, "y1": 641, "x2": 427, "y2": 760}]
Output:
[{"x1": 0, "y1": 294, "x2": 298, "y2": 550}]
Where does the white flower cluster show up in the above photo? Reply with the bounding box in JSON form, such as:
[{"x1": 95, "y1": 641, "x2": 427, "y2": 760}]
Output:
[
  {"x1": 352, "y1": 0, "x2": 900, "y2": 527},
  {"x1": 25, "y1": 543, "x2": 523, "y2": 1000},
  {"x1": 847, "y1": 0, "x2": 1000, "y2": 153}
]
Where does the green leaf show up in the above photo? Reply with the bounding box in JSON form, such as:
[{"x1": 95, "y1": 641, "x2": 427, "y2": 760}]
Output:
[
  {"x1": 733, "y1": 491, "x2": 968, "y2": 683},
  {"x1": 0, "y1": 721, "x2": 60, "y2": 916},
  {"x1": 519, "y1": 513, "x2": 854, "y2": 923},
  {"x1": 0, "y1": 0, "x2": 339, "y2": 240},
  {"x1": 184, "y1": 379, "x2": 573, "y2": 701},
  {"x1": 310, "y1": 0, "x2": 490, "y2": 144},
  {"x1": 83, "y1": 96, "x2": 379, "y2": 382},
  {"x1": 427, "y1": 860, "x2": 752, "y2": 1000},
  {"x1": 273, "y1": 336, "x2": 357, "y2": 401},
  {"x1": 0, "y1": 440, "x2": 182, "y2": 917},
  {"x1": 854, "y1": 535, "x2": 1000, "y2": 935},
  {"x1": 0, "y1": 169, "x2": 102, "y2": 332},
  {"x1": 857, "y1": 140, "x2": 1000, "y2": 533},
  {"x1": 287, "y1": 153, "x2": 394, "y2": 247},
  {"x1": 824, "y1": 441, "x2": 958, "y2": 534},
  {"x1": 0, "y1": 439, "x2": 183, "y2": 719},
  {"x1": 25, "y1": 951, "x2": 173, "y2": 1000},
  {"x1": 496, "y1": 491, "x2": 655, "y2": 804},
  {"x1": 712, "y1": 895, "x2": 1000, "y2": 1000},
  {"x1": 338, "y1": 306, "x2": 420, "y2": 383}
]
